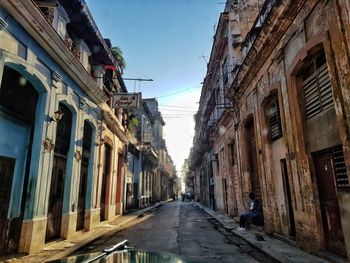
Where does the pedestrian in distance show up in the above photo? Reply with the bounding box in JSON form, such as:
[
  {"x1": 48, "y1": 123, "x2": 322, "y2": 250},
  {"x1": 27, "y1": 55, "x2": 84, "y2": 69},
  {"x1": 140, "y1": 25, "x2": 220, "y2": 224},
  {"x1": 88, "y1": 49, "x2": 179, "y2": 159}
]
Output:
[{"x1": 236, "y1": 192, "x2": 260, "y2": 231}]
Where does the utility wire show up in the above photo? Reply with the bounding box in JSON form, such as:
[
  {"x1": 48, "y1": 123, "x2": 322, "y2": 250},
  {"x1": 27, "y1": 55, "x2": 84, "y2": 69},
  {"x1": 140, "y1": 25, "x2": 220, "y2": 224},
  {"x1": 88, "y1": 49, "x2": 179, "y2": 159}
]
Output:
[
  {"x1": 155, "y1": 84, "x2": 202, "y2": 99},
  {"x1": 159, "y1": 104, "x2": 198, "y2": 109},
  {"x1": 160, "y1": 109, "x2": 197, "y2": 113}
]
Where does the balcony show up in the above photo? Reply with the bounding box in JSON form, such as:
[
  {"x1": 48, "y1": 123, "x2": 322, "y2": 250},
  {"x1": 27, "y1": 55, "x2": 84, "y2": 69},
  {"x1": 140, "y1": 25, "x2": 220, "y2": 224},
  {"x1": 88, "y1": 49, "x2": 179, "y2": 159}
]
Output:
[
  {"x1": 142, "y1": 144, "x2": 158, "y2": 164},
  {"x1": 160, "y1": 163, "x2": 174, "y2": 176},
  {"x1": 142, "y1": 131, "x2": 152, "y2": 144}
]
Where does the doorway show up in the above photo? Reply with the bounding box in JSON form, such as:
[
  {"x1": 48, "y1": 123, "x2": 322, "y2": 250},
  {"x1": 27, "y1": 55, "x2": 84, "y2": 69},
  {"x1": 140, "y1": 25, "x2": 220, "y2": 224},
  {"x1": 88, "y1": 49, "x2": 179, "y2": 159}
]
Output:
[
  {"x1": 115, "y1": 153, "x2": 124, "y2": 215},
  {"x1": 246, "y1": 120, "x2": 262, "y2": 200},
  {"x1": 280, "y1": 159, "x2": 296, "y2": 237},
  {"x1": 100, "y1": 143, "x2": 111, "y2": 222},
  {"x1": 222, "y1": 178, "x2": 229, "y2": 214},
  {"x1": 76, "y1": 121, "x2": 92, "y2": 230},
  {"x1": 313, "y1": 147, "x2": 346, "y2": 256},
  {"x1": 0, "y1": 66, "x2": 38, "y2": 253},
  {"x1": 46, "y1": 103, "x2": 72, "y2": 241},
  {"x1": 0, "y1": 157, "x2": 15, "y2": 253}
]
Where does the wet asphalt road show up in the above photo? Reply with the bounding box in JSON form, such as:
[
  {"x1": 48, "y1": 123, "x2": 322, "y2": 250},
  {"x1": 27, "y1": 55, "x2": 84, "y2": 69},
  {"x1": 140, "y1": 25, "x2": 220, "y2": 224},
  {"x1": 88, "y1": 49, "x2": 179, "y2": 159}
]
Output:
[{"x1": 74, "y1": 201, "x2": 272, "y2": 263}]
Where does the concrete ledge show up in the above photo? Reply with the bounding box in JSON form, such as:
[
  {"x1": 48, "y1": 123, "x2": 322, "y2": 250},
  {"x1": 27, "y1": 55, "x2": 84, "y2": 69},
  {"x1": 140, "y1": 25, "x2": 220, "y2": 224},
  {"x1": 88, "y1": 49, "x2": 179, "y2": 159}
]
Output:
[{"x1": 195, "y1": 202, "x2": 331, "y2": 263}]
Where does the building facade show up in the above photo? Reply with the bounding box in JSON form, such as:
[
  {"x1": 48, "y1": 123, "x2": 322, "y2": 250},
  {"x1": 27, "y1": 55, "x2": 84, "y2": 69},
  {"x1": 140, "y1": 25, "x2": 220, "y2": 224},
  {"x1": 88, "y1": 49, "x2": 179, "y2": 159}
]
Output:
[
  {"x1": 0, "y1": 0, "x2": 131, "y2": 254},
  {"x1": 189, "y1": 0, "x2": 350, "y2": 259},
  {"x1": 144, "y1": 98, "x2": 176, "y2": 202}
]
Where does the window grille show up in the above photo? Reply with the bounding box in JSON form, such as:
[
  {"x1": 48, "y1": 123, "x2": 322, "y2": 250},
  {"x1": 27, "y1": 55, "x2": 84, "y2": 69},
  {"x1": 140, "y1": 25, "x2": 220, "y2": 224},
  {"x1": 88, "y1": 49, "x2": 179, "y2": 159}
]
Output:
[
  {"x1": 302, "y1": 53, "x2": 333, "y2": 119},
  {"x1": 266, "y1": 99, "x2": 282, "y2": 141},
  {"x1": 332, "y1": 146, "x2": 350, "y2": 190}
]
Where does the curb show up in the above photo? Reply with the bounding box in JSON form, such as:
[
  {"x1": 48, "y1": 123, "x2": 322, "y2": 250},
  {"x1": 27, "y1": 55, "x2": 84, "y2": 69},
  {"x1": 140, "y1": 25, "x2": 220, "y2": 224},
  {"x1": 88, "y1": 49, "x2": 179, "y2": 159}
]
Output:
[
  {"x1": 46, "y1": 203, "x2": 162, "y2": 261},
  {"x1": 195, "y1": 202, "x2": 331, "y2": 263},
  {"x1": 194, "y1": 202, "x2": 284, "y2": 263}
]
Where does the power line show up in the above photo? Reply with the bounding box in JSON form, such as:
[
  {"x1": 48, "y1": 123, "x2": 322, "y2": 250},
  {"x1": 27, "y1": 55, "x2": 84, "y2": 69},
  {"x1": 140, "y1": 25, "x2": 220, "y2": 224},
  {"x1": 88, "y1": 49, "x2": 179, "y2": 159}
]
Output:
[
  {"x1": 155, "y1": 84, "x2": 202, "y2": 99},
  {"x1": 160, "y1": 109, "x2": 197, "y2": 113},
  {"x1": 159, "y1": 104, "x2": 198, "y2": 109}
]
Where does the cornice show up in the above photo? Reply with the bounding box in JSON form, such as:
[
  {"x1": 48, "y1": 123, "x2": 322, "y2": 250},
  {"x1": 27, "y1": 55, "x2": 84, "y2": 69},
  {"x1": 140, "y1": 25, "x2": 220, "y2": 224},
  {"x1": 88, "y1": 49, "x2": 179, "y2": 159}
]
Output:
[
  {"x1": 229, "y1": 0, "x2": 308, "y2": 97},
  {"x1": 0, "y1": 0, "x2": 108, "y2": 104}
]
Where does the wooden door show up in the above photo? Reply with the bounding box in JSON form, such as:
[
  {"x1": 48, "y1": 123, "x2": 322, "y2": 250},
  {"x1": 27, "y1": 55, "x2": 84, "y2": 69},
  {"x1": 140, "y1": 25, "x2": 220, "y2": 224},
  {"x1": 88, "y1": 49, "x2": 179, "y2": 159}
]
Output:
[
  {"x1": 76, "y1": 160, "x2": 88, "y2": 230},
  {"x1": 247, "y1": 121, "x2": 262, "y2": 200},
  {"x1": 77, "y1": 122, "x2": 92, "y2": 230},
  {"x1": 115, "y1": 153, "x2": 123, "y2": 215},
  {"x1": 100, "y1": 144, "x2": 111, "y2": 221},
  {"x1": 46, "y1": 154, "x2": 66, "y2": 241},
  {"x1": 0, "y1": 156, "x2": 15, "y2": 253},
  {"x1": 314, "y1": 150, "x2": 346, "y2": 256},
  {"x1": 281, "y1": 159, "x2": 296, "y2": 237},
  {"x1": 222, "y1": 178, "x2": 228, "y2": 214}
]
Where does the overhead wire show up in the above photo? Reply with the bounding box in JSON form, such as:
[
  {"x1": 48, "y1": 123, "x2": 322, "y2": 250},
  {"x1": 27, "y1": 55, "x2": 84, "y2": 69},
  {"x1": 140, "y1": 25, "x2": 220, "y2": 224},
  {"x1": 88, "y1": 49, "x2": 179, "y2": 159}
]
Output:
[
  {"x1": 155, "y1": 84, "x2": 202, "y2": 99},
  {"x1": 159, "y1": 104, "x2": 198, "y2": 109}
]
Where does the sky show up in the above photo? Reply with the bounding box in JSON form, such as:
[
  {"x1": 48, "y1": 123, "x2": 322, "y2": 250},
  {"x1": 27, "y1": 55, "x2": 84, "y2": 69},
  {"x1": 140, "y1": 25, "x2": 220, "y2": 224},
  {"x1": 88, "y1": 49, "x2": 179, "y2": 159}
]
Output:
[{"x1": 85, "y1": 0, "x2": 223, "y2": 174}]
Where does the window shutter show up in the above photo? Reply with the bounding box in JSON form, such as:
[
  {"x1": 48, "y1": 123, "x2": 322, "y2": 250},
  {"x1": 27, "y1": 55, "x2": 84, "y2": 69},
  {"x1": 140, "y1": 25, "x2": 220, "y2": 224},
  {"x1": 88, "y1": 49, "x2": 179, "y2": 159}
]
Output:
[
  {"x1": 267, "y1": 100, "x2": 282, "y2": 141},
  {"x1": 303, "y1": 62, "x2": 333, "y2": 119},
  {"x1": 332, "y1": 146, "x2": 350, "y2": 190}
]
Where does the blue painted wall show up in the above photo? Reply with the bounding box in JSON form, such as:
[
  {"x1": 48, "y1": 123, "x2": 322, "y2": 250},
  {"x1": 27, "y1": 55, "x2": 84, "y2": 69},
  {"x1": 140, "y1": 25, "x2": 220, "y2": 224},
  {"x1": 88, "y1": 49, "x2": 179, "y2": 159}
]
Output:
[{"x1": 0, "y1": 112, "x2": 29, "y2": 219}]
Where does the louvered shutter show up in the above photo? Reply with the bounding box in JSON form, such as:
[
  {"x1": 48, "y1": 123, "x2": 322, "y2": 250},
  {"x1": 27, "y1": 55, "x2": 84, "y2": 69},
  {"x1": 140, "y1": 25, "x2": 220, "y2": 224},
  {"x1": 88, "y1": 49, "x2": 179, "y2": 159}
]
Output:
[
  {"x1": 303, "y1": 63, "x2": 333, "y2": 119},
  {"x1": 266, "y1": 100, "x2": 282, "y2": 141},
  {"x1": 332, "y1": 146, "x2": 350, "y2": 190}
]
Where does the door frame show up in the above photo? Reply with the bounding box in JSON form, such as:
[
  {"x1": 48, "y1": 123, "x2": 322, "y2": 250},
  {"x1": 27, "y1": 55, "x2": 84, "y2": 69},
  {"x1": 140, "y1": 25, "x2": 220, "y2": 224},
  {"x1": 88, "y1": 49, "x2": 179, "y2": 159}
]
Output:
[{"x1": 312, "y1": 147, "x2": 346, "y2": 256}]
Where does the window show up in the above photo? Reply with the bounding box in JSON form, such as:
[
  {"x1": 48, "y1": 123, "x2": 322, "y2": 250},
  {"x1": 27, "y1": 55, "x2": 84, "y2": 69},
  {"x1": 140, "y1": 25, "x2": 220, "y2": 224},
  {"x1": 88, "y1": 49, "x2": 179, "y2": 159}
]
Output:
[
  {"x1": 302, "y1": 51, "x2": 333, "y2": 119},
  {"x1": 74, "y1": 39, "x2": 92, "y2": 70},
  {"x1": 220, "y1": 148, "x2": 225, "y2": 171},
  {"x1": 265, "y1": 97, "x2": 282, "y2": 141},
  {"x1": 332, "y1": 146, "x2": 350, "y2": 190},
  {"x1": 228, "y1": 141, "x2": 235, "y2": 166},
  {"x1": 57, "y1": 15, "x2": 67, "y2": 39},
  {"x1": 222, "y1": 57, "x2": 228, "y2": 86}
]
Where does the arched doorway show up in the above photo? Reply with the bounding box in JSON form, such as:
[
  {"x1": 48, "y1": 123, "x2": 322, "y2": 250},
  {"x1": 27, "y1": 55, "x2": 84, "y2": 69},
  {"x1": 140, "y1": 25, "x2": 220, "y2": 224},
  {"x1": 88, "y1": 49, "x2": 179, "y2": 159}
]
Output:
[
  {"x1": 46, "y1": 103, "x2": 72, "y2": 241},
  {"x1": 246, "y1": 119, "x2": 262, "y2": 200},
  {"x1": 245, "y1": 117, "x2": 263, "y2": 225},
  {"x1": 0, "y1": 66, "x2": 38, "y2": 253},
  {"x1": 76, "y1": 121, "x2": 93, "y2": 230},
  {"x1": 293, "y1": 48, "x2": 347, "y2": 256}
]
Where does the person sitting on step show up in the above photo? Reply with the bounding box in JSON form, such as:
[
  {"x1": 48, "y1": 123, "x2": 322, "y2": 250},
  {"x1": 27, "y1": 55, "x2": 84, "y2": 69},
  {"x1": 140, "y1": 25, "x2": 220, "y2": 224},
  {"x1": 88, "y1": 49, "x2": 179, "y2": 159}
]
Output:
[{"x1": 237, "y1": 192, "x2": 260, "y2": 231}]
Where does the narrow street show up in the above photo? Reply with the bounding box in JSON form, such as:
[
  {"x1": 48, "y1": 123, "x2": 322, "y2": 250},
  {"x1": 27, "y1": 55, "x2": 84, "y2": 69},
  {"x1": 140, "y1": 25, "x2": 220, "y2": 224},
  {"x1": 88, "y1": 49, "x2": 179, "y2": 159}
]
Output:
[{"x1": 73, "y1": 201, "x2": 272, "y2": 263}]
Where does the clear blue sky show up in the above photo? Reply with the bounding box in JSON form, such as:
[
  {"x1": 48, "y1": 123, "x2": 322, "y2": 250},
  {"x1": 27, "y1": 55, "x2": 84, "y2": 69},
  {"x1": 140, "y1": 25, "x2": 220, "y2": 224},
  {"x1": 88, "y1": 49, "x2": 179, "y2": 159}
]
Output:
[{"x1": 85, "y1": 0, "x2": 223, "y2": 172}]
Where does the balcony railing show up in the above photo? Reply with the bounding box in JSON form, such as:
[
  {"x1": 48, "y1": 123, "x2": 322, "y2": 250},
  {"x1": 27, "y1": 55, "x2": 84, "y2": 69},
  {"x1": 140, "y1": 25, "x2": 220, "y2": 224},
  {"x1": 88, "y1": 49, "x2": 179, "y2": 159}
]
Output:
[{"x1": 142, "y1": 131, "x2": 152, "y2": 144}]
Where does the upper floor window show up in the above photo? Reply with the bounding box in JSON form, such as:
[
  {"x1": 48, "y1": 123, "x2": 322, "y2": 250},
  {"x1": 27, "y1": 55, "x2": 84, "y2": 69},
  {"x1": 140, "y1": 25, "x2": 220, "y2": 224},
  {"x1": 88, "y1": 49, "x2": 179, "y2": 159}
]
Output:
[
  {"x1": 222, "y1": 57, "x2": 229, "y2": 86},
  {"x1": 52, "y1": 6, "x2": 70, "y2": 39},
  {"x1": 301, "y1": 51, "x2": 333, "y2": 119},
  {"x1": 265, "y1": 96, "x2": 282, "y2": 142},
  {"x1": 74, "y1": 39, "x2": 92, "y2": 70}
]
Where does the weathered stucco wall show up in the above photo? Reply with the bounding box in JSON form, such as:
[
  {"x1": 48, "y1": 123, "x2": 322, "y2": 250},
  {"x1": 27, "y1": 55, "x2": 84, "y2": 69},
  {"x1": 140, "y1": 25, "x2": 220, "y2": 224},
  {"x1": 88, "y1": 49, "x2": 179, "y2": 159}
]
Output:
[{"x1": 230, "y1": 0, "x2": 350, "y2": 257}]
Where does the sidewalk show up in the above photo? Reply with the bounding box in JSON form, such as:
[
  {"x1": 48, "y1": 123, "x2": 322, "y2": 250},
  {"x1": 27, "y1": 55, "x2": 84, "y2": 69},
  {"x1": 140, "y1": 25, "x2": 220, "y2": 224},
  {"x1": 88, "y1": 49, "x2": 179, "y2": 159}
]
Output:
[
  {"x1": 195, "y1": 202, "x2": 346, "y2": 263},
  {"x1": 1, "y1": 203, "x2": 162, "y2": 263}
]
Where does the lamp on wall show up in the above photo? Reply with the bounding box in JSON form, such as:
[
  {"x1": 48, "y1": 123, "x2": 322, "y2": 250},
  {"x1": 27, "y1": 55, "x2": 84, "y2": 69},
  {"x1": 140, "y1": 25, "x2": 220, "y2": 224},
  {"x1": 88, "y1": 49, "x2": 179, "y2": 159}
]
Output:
[{"x1": 50, "y1": 110, "x2": 64, "y2": 122}]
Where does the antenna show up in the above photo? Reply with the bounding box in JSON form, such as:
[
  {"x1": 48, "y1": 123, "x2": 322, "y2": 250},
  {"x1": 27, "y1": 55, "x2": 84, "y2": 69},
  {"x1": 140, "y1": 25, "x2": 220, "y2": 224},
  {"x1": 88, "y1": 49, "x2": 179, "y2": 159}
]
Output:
[{"x1": 200, "y1": 55, "x2": 208, "y2": 64}]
